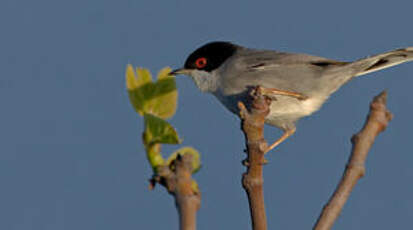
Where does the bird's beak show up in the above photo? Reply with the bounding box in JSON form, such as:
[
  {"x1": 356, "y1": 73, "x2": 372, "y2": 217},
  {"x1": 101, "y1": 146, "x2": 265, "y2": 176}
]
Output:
[{"x1": 169, "y1": 68, "x2": 191, "y2": 76}]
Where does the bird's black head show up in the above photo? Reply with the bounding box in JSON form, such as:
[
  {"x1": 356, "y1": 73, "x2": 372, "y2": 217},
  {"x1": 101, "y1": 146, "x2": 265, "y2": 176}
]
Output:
[{"x1": 184, "y1": 41, "x2": 239, "y2": 72}]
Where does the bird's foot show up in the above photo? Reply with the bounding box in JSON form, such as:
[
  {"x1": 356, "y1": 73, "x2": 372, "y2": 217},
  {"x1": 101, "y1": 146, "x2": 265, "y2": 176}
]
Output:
[{"x1": 265, "y1": 128, "x2": 296, "y2": 154}]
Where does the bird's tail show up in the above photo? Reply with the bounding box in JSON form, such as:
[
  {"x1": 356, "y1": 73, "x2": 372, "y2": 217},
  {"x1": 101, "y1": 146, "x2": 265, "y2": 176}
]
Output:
[{"x1": 350, "y1": 47, "x2": 413, "y2": 77}]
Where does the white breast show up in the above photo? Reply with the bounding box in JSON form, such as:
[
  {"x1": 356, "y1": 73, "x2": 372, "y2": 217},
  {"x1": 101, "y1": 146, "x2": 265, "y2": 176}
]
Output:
[{"x1": 269, "y1": 96, "x2": 325, "y2": 118}]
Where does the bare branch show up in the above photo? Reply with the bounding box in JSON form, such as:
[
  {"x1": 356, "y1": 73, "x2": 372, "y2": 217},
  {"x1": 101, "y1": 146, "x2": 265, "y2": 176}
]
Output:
[
  {"x1": 238, "y1": 86, "x2": 271, "y2": 230},
  {"x1": 152, "y1": 154, "x2": 201, "y2": 230},
  {"x1": 314, "y1": 91, "x2": 393, "y2": 230}
]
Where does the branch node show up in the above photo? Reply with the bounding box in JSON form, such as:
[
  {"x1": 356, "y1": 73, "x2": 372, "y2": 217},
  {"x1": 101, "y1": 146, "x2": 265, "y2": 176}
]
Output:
[
  {"x1": 346, "y1": 162, "x2": 366, "y2": 177},
  {"x1": 242, "y1": 159, "x2": 250, "y2": 166},
  {"x1": 242, "y1": 174, "x2": 264, "y2": 189},
  {"x1": 314, "y1": 90, "x2": 393, "y2": 230},
  {"x1": 258, "y1": 142, "x2": 269, "y2": 153},
  {"x1": 351, "y1": 134, "x2": 360, "y2": 144}
]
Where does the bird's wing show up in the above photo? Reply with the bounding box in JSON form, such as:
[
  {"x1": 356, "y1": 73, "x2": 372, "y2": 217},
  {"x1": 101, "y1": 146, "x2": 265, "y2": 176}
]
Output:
[
  {"x1": 221, "y1": 50, "x2": 347, "y2": 96},
  {"x1": 235, "y1": 50, "x2": 347, "y2": 70}
]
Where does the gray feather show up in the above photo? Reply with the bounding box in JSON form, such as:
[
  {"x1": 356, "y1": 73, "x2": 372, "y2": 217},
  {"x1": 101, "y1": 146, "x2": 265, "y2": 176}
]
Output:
[{"x1": 351, "y1": 47, "x2": 413, "y2": 77}]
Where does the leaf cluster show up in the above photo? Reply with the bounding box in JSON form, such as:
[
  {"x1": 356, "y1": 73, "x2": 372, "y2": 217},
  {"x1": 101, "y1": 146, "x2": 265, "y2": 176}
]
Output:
[{"x1": 126, "y1": 65, "x2": 201, "y2": 176}]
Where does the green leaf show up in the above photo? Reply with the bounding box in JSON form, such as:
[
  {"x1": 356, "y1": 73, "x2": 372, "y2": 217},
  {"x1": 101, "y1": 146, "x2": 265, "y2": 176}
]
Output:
[
  {"x1": 126, "y1": 65, "x2": 154, "y2": 116},
  {"x1": 136, "y1": 68, "x2": 155, "y2": 103},
  {"x1": 145, "y1": 67, "x2": 177, "y2": 119},
  {"x1": 126, "y1": 66, "x2": 177, "y2": 119},
  {"x1": 143, "y1": 113, "x2": 180, "y2": 146},
  {"x1": 166, "y1": 147, "x2": 201, "y2": 173}
]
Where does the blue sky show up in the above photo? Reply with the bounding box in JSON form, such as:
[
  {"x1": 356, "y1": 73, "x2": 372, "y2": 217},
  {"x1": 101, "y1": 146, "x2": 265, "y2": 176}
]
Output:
[{"x1": 1, "y1": 0, "x2": 412, "y2": 229}]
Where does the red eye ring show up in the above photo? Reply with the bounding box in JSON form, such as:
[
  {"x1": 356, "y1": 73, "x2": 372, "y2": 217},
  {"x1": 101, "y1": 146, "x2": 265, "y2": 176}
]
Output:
[{"x1": 195, "y1": 57, "x2": 207, "y2": 69}]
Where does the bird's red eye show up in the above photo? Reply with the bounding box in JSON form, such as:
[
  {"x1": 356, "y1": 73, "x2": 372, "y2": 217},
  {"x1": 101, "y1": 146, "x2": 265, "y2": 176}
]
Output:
[{"x1": 195, "y1": 57, "x2": 207, "y2": 69}]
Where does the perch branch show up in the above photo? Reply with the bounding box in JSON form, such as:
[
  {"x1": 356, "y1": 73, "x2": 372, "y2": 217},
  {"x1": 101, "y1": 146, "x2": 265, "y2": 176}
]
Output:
[
  {"x1": 238, "y1": 86, "x2": 271, "y2": 230},
  {"x1": 151, "y1": 154, "x2": 201, "y2": 230},
  {"x1": 313, "y1": 91, "x2": 393, "y2": 230}
]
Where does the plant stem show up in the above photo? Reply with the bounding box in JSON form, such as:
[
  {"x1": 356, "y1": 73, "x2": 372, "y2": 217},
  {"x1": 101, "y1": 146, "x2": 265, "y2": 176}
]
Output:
[
  {"x1": 152, "y1": 154, "x2": 201, "y2": 230},
  {"x1": 238, "y1": 87, "x2": 271, "y2": 230},
  {"x1": 314, "y1": 91, "x2": 392, "y2": 230},
  {"x1": 176, "y1": 194, "x2": 199, "y2": 230}
]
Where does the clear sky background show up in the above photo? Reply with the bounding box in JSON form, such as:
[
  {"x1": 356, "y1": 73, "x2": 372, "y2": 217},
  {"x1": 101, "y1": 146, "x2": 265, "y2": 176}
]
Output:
[{"x1": 1, "y1": 0, "x2": 412, "y2": 229}]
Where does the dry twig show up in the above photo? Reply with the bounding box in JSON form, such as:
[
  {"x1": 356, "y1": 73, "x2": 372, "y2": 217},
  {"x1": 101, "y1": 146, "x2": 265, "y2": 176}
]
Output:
[
  {"x1": 151, "y1": 154, "x2": 201, "y2": 230},
  {"x1": 238, "y1": 86, "x2": 271, "y2": 230},
  {"x1": 314, "y1": 91, "x2": 393, "y2": 230}
]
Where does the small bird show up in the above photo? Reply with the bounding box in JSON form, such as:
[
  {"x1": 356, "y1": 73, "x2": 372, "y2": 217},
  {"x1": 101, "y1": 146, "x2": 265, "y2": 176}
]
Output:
[{"x1": 170, "y1": 41, "x2": 413, "y2": 152}]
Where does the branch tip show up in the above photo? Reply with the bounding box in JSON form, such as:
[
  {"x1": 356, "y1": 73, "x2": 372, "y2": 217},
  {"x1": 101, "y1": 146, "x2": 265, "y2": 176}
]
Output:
[
  {"x1": 372, "y1": 90, "x2": 387, "y2": 104},
  {"x1": 314, "y1": 90, "x2": 393, "y2": 230}
]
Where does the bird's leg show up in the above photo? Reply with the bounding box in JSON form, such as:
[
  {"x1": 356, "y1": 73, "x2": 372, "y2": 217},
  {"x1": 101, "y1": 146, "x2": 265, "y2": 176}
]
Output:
[
  {"x1": 261, "y1": 87, "x2": 308, "y2": 100},
  {"x1": 265, "y1": 127, "x2": 296, "y2": 154}
]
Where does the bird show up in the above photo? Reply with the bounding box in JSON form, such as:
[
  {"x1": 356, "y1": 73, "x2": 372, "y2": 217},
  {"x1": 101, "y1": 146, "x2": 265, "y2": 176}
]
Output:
[{"x1": 170, "y1": 41, "x2": 413, "y2": 153}]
